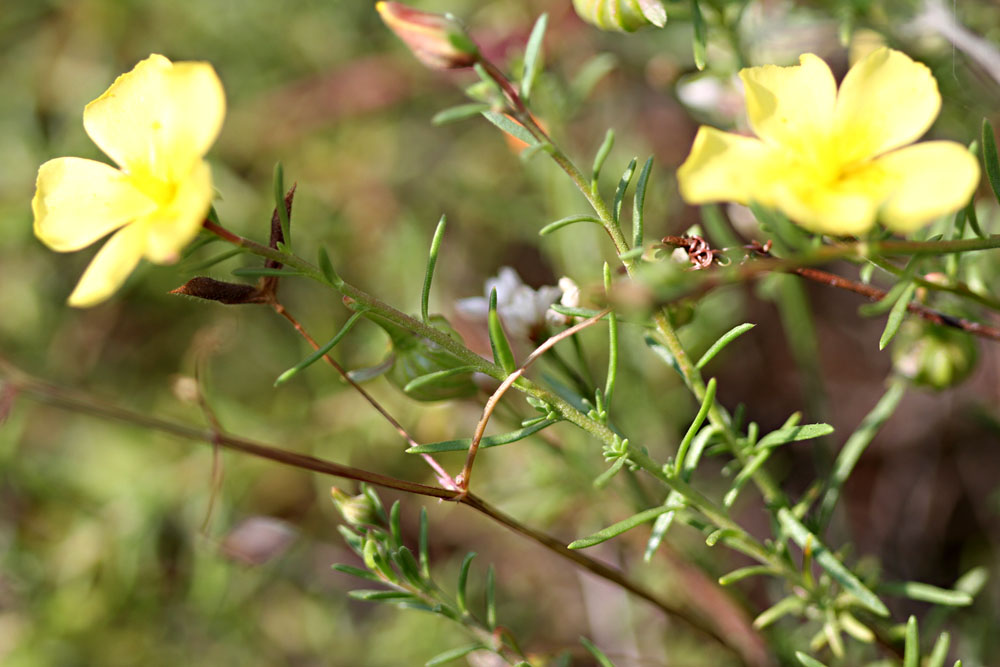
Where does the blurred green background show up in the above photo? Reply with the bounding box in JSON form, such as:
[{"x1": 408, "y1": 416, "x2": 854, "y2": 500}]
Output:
[{"x1": 3, "y1": 0, "x2": 1000, "y2": 664}]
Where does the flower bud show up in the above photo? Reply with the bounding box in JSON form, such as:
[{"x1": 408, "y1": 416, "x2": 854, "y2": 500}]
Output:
[
  {"x1": 572, "y1": 0, "x2": 667, "y2": 32},
  {"x1": 376, "y1": 2, "x2": 479, "y2": 70},
  {"x1": 892, "y1": 320, "x2": 978, "y2": 390},
  {"x1": 331, "y1": 487, "x2": 379, "y2": 527}
]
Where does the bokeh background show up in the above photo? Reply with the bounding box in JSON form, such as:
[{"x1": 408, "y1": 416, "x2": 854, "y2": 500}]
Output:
[{"x1": 3, "y1": 0, "x2": 1000, "y2": 665}]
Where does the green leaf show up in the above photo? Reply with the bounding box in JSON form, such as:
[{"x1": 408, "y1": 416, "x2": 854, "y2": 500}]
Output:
[
  {"x1": 643, "y1": 496, "x2": 681, "y2": 561},
  {"x1": 696, "y1": 323, "x2": 755, "y2": 369},
  {"x1": 568, "y1": 505, "x2": 677, "y2": 549},
  {"x1": 432, "y1": 103, "x2": 491, "y2": 125},
  {"x1": 580, "y1": 637, "x2": 615, "y2": 667},
  {"x1": 927, "y1": 632, "x2": 950, "y2": 667},
  {"x1": 539, "y1": 214, "x2": 603, "y2": 236},
  {"x1": 456, "y1": 552, "x2": 476, "y2": 614},
  {"x1": 954, "y1": 565, "x2": 989, "y2": 596},
  {"x1": 403, "y1": 366, "x2": 479, "y2": 395},
  {"x1": 754, "y1": 595, "x2": 805, "y2": 629},
  {"x1": 689, "y1": 0, "x2": 707, "y2": 70},
  {"x1": 389, "y1": 501, "x2": 403, "y2": 548},
  {"x1": 485, "y1": 565, "x2": 497, "y2": 630},
  {"x1": 274, "y1": 311, "x2": 365, "y2": 386},
  {"x1": 230, "y1": 267, "x2": 302, "y2": 278},
  {"x1": 570, "y1": 53, "x2": 617, "y2": 102},
  {"x1": 838, "y1": 611, "x2": 875, "y2": 643},
  {"x1": 818, "y1": 378, "x2": 906, "y2": 527},
  {"x1": 879, "y1": 281, "x2": 917, "y2": 350},
  {"x1": 347, "y1": 589, "x2": 413, "y2": 601},
  {"x1": 724, "y1": 449, "x2": 772, "y2": 509},
  {"x1": 613, "y1": 157, "x2": 638, "y2": 224},
  {"x1": 520, "y1": 13, "x2": 548, "y2": 101},
  {"x1": 603, "y1": 263, "x2": 619, "y2": 411},
  {"x1": 632, "y1": 156, "x2": 653, "y2": 249},
  {"x1": 185, "y1": 247, "x2": 243, "y2": 272},
  {"x1": 644, "y1": 335, "x2": 681, "y2": 377},
  {"x1": 273, "y1": 162, "x2": 291, "y2": 247},
  {"x1": 332, "y1": 563, "x2": 380, "y2": 581},
  {"x1": 421, "y1": 216, "x2": 447, "y2": 323},
  {"x1": 982, "y1": 119, "x2": 1000, "y2": 206},
  {"x1": 425, "y1": 645, "x2": 484, "y2": 666},
  {"x1": 488, "y1": 288, "x2": 518, "y2": 374},
  {"x1": 407, "y1": 419, "x2": 559, "y2": 454},
  {"x1": 394, "y1": 546, "x2": 424, "y2": 587},
  {"x1": 592, "y1": 129, "x2": 615, "y2": 191},
  {"x1": 418, "y1": 507, "x2": 431, "y2": 579},
  {"x1": 481, "y1": 110, "x2": 538, "y2": 146},
  {"x1": 903, "y1": 615, "x2": 919, "y2": 667},
  {"x1": 880, "y1": 581, "x2": 973, "y2": 607},
  {"x1": 317, "y1": 246, "x2": 342, "y2": 286},
  {"x1": 674, "y1": 378, "x2": 716, "y2": 475},
  {"x1": 755, "y1": 423, "x2": 834, "y2": 450},
  {"x1": 777, "y1": 508, "x2": 889, "y2": 617},
  {"x1": 795, "y1": 652, "x2": 829, "y2": 667},
  {"x1": 718, "y1": 565, "x2": 776, "y2": 586}
]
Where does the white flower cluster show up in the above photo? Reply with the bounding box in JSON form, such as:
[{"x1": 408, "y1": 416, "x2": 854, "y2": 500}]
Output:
[{"x1": 456, "y1": 267, "x2": 577, "y2": 341}]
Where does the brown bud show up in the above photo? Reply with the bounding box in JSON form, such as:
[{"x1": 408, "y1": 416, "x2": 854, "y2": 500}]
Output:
[
  {"x1": 376, "y1": 2, "x2": 479, "y2": 70},
  {"x1": 170, "y1": 277, "x2": 268, "y2": 305}
]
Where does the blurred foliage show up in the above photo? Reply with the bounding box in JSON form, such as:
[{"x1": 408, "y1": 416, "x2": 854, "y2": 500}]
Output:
[{"x1": 2, "y1": 0, "x2": 1000, "y2": 665}]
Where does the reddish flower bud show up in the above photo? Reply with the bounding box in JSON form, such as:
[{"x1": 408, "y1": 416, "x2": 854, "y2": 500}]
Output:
[{"x1": 376, "y1": 2, "x2": 479, "y2": 70}]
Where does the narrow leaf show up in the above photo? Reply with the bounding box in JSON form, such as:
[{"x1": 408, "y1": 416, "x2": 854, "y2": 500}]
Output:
[
  {"x1": 421, "y1": 216, "x2": 447, "y2": 323},
  {"x1": 348, "y1": 589, "x2": 413, "y2": 601},
  {"x1": 696, "y1": 323, "x2": 755, "y2": 369},
  {"x1": 568, "y1": 505, "x2": 676, "y2": 549},
  {"x1": 603, "y1": 263, "x2": 619, "y2": 411},
  {"x1": 879, "y1": 281, "x2": 918, "y2": 350},
  {"x1": 718, "y1": 565, "x2": 776, "y2": 586},
  {"x1": 318, "y1": 246, "x2": 342, "y2": 286},
  {"x1": 407, "y1": 419, "x2": 559, "y2": 454},
  {"x1": 230, "y1": 267, "x2": 302, "y2": 278},
  {"x1": 485, "y1": 565, "x2": 497, "y2": 630},
  {"x1": 674, "y1": 378, "x2": 716, "y2": 475},
  {"x1": 403, "y1": 366, "x2": 478, "y2": 394},
  {"x1": 689, "y1": 0, "x2": 707, "y2": 70},
  {"x1": 612, "y1": 157, "x2": 638, "y2": 224},
  {"x1": 928, "y1": 632, "x2": 950, "y2": 667},
  {"x1": 724, "y1": 449, "x2": 771, "y2": 509},
  {"x1": 838, "y1": 611, "x2": 875, "y2": 643},
  {"x1": 880, "y1": 581, "x2": 973, "y2": 607},
  {"x1": 795, "y1": 652, "x2": 829, "y2": 667},
  {"x1": 425, "y1": 645, "x2": 484, "y2": 667},
  {"x1": 904, "y1": 615, "x2": 919, "y2": 667},
  {"x1": 777, "y1": 508, "x2": 889, "y2": 617},
  {"x1": 274, "y1": 311, "x2": 365, "y2": 386},
  {"x1": 432, "y1": 103, "x2": 491, "y2": 125},
  {"x1": 632, "y1": 156, "x2": 653, "y2": 249},
  {"x1": 273, "y1": 162, "x2": 291, "y2": 247},
  {"x1": 481, "y1": 111, "x2": 538, "y2": 146},
  {"x1": 332, "y1": 563, "x2": 380, "y2": 582},
  {"x1": 580, "y1": 637, "x2": 615, "y2": 667},
  {"x1": 819, "y1": 378, "x2": 906, "y2": 526},
  {"x1": 520, "y1": 13, "x2": 548, "y2": 100},
  {"x1": 754, "y1": 595, "x2": 805, "y2": 629},
  {"x1": 591, "y1": 129, "x2": 615, "y2": 191},
  {"x1": 390, "y1": 501, "x2": 403, "y2": 548},
  {"x1": 456, "y1": 552, "x2": 476, "y2": 614},
  {"x1": 639, "y1": 0, "x2": 667, "y2": 27},
  {"x1": 755, "y1": 423, "x2": 834, "y2": 450},
  {"x1": 539, "y1": 215, "x2": 602, "y2": 236},
  {"x1": 982, "y1": 119, "x2": 1000, "y2": 206},
  {"x1": 643, "y1": 493, "x2": 681, "y2": 561},
  {"x1": 418, "y1": 507, "x2": 431, "y2": 579},
  {"x1": 488, "y1": 288, "x2": 518, "y2": 375}
]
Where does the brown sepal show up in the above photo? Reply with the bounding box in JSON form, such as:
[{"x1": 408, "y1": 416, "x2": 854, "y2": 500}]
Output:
[{"x1": 170, "y1": 277, "x2": 271, "y2": 305}]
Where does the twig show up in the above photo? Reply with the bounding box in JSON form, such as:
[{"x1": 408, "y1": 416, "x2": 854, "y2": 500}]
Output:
[
  {"x1": 457, "y1": 309, "x2": 611, "y2": 494},
  {"x1": 0, "y1": 357, "x2": 764, "y2": 666}
]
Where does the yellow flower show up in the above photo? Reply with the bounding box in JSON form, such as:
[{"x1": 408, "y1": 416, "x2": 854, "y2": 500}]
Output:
[
  {"x1": 32, "y1": 54, "x2": 225, "y2": 307},
  {"x1": 677, "y1": 48, "x2": 980, "y2": 236}
]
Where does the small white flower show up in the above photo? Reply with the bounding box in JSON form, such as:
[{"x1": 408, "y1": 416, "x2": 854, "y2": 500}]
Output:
[{"x1": 456, "y1": 266, "x2": 564, "y2": 341}]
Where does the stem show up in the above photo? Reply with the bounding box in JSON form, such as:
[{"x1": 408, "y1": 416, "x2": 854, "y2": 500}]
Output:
[{"x1": 0, "y1": 358, "x2": 763, "y2": 666}]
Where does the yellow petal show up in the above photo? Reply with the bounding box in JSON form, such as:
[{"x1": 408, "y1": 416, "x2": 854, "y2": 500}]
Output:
[
  {"x1": 769, "y1": 176, "x2": 881, "y2": 236},
  {"x1": 739, "y1": 54, "x2": 836, "y2": 154},
  {"x1": 874, "y1": 141, "x2": 980, "y2": 232},
  {"x1": 677, "y1": 127, "x2": 774, "y2": 206},
  {"x1": 67, "y1": 223, "x2": 146, "y2": 308},
  {"x1": 83, "y1": 54, "x2": 225, "y2": 182},
  {"x1": 140, "y1": 160, "x2": 214, "y2": 264},
  {"x1": 32, "y1": 157, "x2": 157, "y2": 252},
  {"x1": 834, "y1": 47, "x2": 940, "y2": 162}
]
